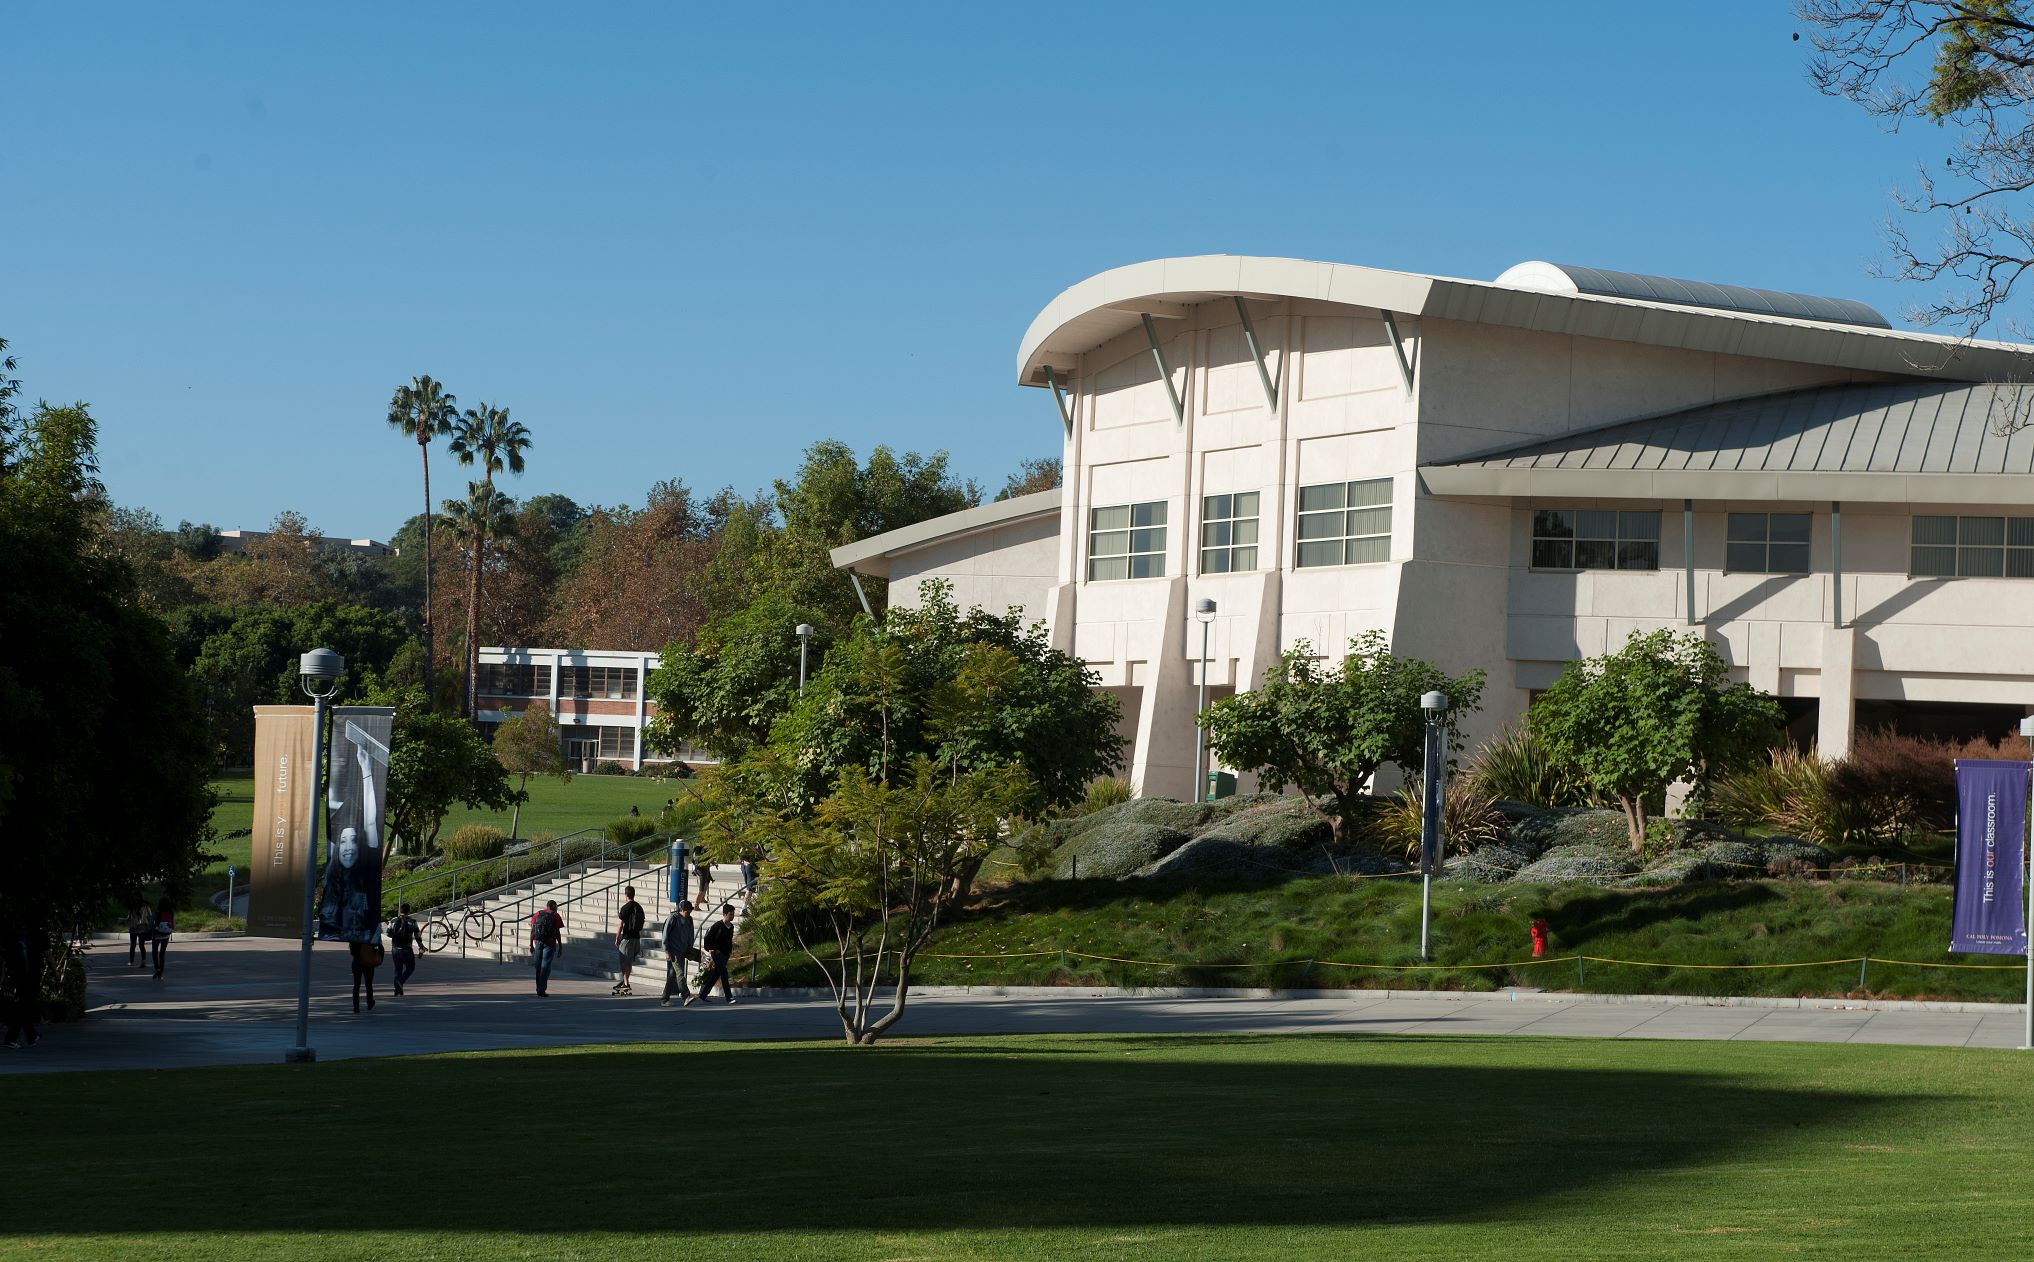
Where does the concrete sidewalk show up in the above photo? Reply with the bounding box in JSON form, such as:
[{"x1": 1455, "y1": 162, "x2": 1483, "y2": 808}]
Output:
[{"x1": 6, "y1": 935, "x2": 2025, "y2": 1075}]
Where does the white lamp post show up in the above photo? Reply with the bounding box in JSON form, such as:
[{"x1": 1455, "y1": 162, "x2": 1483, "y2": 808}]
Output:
[
  {"x1": 2021, "y1": 714, "x2": 2034, "y2": 1051},
  {"x1": 795, "y1": 623, "x2": 815, "y2": 693},
  {"x1": 286, "y1": 647, "x2": 344, "y2": 1064},
  {"x1": 1418, "y1": 690, "x2": 1449, "y2": 962},
  {"x1": 1194, "y1": 598, "x2": 1216, "y2": 802}
]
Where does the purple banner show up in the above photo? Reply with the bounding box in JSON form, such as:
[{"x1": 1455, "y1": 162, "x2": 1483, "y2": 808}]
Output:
[{"x1": 1951, "y1": 759, "x2": 2029, "y2": 956}]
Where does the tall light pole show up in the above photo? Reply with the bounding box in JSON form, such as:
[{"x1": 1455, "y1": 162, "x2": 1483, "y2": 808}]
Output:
[
  {"x1": 795, "y1": 623, "x2": 815, "y2": 693},
  {"x1": 1194, "y1": 598, "x2": 1216, "y2": 803},
  {"x1": 1418, "y1": 690, "x2": 1449, "y2": 962},
  {"x1": 287, "y1": 647, "x2": 344, "y2": 1064},
  {"x1": 2021, "y1": 714, "x2": 2034, "y2": 1051}
]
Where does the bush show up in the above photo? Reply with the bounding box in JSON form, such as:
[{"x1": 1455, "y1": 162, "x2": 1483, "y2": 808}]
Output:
[
  {"x1": 1764, "y1": 838, "x2": 1835, "y2": 876},
  {"x1": 594, "y1": 761, "x2": 632, "y2": 777},
  {"x1": 1454, "y1": 842, "x2": 1532, "y2": 883},
  {"x1": 1079, "y1": 776, "x2": 1133, "y2": 815},
  {"x1": 1548, "y1": 811, "x2": 1630, "y2": 851},
  {"x1": 443, "y1": 824, "x2": 508, "y2": 862},
  {"x1": 1471, "y1": 725, "x2": 1590, "y2": 808},
  {"x1": 1196, "y1": 796, "x2": 1332, "y2": 850},
  {"x1": 605, "y1": 815, "x2": 659, "y2": 846},
  {"x1": 1515, "y1": 843, "x2": 1639, "y2": 886},
  {"x1": 1370, "y1": 779, "x2": 1503, "y2": 862},
  {"x1": 642, "y1": 760, "x2": 695, "y2": 781},
  {"x1": 1622, "y1": 850, "x2": 1719, "y2": 888},
  {"x1": 1136, "y1": 835, "x2": 1330, "y2": 882},
  {"x1": 1699, "y1": 840, "x2": 1766, "y2": 877},
  {"x1": 1055, "y1": 821, "x2": 1189, "y2": 879}
]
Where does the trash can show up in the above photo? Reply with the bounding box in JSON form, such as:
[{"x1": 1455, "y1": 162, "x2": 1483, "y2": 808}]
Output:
[
  {"x1": 668, "y1": 839, "x2": 690, "y2": 904},
  {"x1": 1206, "y1": 770, "x2": 1236, "y2": 801}
]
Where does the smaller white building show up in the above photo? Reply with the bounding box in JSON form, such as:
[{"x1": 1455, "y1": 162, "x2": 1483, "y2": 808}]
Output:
[{"x1": 476, "y1": 646, "x2": 712, "y2": 771}]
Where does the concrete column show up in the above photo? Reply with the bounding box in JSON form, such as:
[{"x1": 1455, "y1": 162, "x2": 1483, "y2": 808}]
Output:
[
  {"x1": 1044, "y1": 581, "x2": 1078, "y2": 654},
  {"x1": 1129, "y1": 577, "x2": 1197, "y2": 799},
  {"x1": 633, "y1": 653, "x2": 650, "y2": 769},
  {"x1": 1818, "y1": 627, "x2": 1857, "y2": 759}
]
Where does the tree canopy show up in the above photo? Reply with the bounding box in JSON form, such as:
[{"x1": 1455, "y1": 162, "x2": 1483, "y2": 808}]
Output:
[
  {"x1": 1528, "y1": 629, "x2": 1783, "y2": 852},
  {"x1": 1201, "y1": 631, "x2": 1486, "y2": 844}
]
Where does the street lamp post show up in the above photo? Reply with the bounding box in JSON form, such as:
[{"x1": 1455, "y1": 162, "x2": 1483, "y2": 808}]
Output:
[
  {"x1": 1194, "y1": 599, "x2": 1216, "y2": 803},
  {"x1": 795, "y1": 623, "x2": 815, "y2": 693},
  {"x1": 1418, "y1": 690, "x2": 1449, "y2": 962},
  {"x1": 286, "y1": 648, "x2": 344, "y2": 1065},
  {"x1": 2021, "y1": 714, "x2": 2034, "y2": 1051}
]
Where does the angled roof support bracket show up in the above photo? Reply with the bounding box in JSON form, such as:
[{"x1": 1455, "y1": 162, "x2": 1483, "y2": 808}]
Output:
[
  {"x1": 1141, "y1": 312, "x2": 1187, "y2": 427},
  {"x1": 1233, "y1": 296, "x2": 1280, "y2": 414},
  {"x1": 1379, "y1": 309, "x2": 1415, "y2": 398},
  {"x1": 1043, "y1": 365, "x2": 1075, "y2": 435}
]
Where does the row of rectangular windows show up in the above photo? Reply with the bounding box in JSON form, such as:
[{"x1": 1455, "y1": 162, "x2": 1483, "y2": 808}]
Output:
[
  {"x1": 1087, "y1": 479, "x2": 1393, "y2": 581},
  {"x1": 476, "y1": 664, "x2": 638, "y2": 699}
]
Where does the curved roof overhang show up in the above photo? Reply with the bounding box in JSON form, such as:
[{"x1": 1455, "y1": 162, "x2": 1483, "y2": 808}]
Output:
[{"x1": 1017, "y1": 254, "x2": 2034, "y2": 389}]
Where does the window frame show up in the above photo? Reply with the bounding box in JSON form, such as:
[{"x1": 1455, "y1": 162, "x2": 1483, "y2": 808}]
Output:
[
  {"x1": 1724, "y1": 511, "x2": 1812, "y2": 575},
  {"x1": 1293, "y1": 477, "x2": 1394, "y2": 570},
  {"x1": 1087, "y1": 500, "x2": 1168, "y2": 582},
  {"x1": 1529, "y1": 507, "x2": 1661, "y2": 573},
  {"x1": 1198, "y1": 490, "x2": 1261, "y2": 575},
  {"x1": 1911, "y1": 514, "x2": 2034, "y2": 578}
]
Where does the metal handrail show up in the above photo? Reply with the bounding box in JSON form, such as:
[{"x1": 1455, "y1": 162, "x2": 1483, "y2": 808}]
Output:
[
  {"x1": 391, "y1": 827, "x2": 667, "y2": 918},
  {"x1": 383, "y1": 826, "x2": 608, "y2": 904},
  {"x1": 455, "y1": 851, "x2": 752, "y2": 974}
]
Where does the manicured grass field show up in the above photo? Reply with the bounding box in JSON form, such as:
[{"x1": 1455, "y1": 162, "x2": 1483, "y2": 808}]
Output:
[
  {"x1": 757, "y1": 872, "x2": 2023, "y2": 1002},
  {"x1": 1, "y1": 1033, "x2": 2029, "y2": 1259}
]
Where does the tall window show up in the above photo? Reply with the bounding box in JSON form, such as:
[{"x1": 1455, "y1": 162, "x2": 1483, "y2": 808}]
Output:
[
  {"x1": 1727, "y1": 512, "x2": 1811, "y2": 574},
  {"x1": 1531, "y1": 508, "x2": 1660, "y2": 571},
  {"x1": 1295, "y1": 478, "x2": 1392, "y2": 568},
  {"x1": 1913, "y1": 515, "x2": 2034, "y2": 577},
  {"x1": 1200, "y1": 492, "x2": 1260, "y2": 574},
  {"x1": 561, "y1": 665, "x2": 638, "y2": 699},
  {"x1": 597, "y1": 726, "x2": 636, "y2": 760},
  {"x1": 1088, "y1": 501, "x2": 1167, "y2": 580},
  {"x1": 478, "y1": 663, "x2": 551, "y2": 696}
]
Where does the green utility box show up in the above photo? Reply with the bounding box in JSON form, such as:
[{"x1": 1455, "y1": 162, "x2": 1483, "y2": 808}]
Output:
[{"x1": 1206, "y1": 770, "x2": 1237, "y2": 801}]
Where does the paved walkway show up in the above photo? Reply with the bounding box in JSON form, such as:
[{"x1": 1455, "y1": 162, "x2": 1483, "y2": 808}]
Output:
[{"x1": 6, "y1": 935, "x2": 2025, "y2": 1075}]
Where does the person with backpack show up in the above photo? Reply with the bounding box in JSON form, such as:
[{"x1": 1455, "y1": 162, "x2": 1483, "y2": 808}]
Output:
[
  {"x1": 686, "y1": 903, "x2": 737, "y2": 1006},
  {"x1": 387, "y1": 903, "x2": 422, "y2": 996},
  {"x1": 612, "y1": 886, "x2": 646, "y2": 996},
  {"x1": 660, "y1": 899, "x2": 695, "y2": 1006},
  {"x1": 349, "y1": 936, "x2": 382, "y2": 1013},
  {"x1": 529, "y1": 900, "x2": 564, "y2": 996},
  {"x1": 127, "y1": 900, "x2": 153, "y2": 968},
  {"x1": 150, "y1": 902, "x2": 175, "y2": 979}
]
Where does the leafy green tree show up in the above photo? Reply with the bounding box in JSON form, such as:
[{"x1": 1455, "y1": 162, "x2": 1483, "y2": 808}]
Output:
[
  {"x1": 768, "y1": 583, "x2": 1123, "y2": 818},
  {"x1": 180, "y1": 601, "x2": 413, "y2": 762},
  {"x1": 1527, "y1": 629, "x2": 1782, "y2": 852},
  {"x1": 372, "y1": 685, "x2": 519, "y2": 853},
  {"x1": 448, "y1": 403, "x2": 531, "y2": 714},
  {"x1": 1200, "y1": 631, "x2": 1486, "y2": 845},
  {"x1": 995, "y1": 455, "x2": 1061, "y2": 501},
  {"x1": 0, "y1": 395, "x2": 215, "y2": 936},
  {"x1": 1803, "y1": 0, "x2": 2034, "y2": 333},
  {"x1": 438, "y1": 480, "x2": 520, "y2": 715},
  {"x1": 645, "y1": 589, "x2": 833, "y2": 761},
  {"x1": 386, "y1": 375, "x2": 458, "y2": 703},
  {"x1": 492, "y1": 700, "x2": 569, "y2": 838}
]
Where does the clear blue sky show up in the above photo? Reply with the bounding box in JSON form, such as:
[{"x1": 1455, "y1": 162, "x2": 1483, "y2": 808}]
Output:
[{"x1": 1, "y1": 2, "x2": 1961, "y2": 537}]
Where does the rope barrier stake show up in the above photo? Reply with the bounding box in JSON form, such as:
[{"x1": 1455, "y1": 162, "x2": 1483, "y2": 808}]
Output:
[
  {"x1": 1858, "y1": 957, "x2": 1869, "y2": 991},
  {"x1": 1577, "y1": 955, "x2": 1585, "y2": 987}
]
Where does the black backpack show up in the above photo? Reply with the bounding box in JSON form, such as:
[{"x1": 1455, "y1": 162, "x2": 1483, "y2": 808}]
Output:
[{"x1": 389, "y1": 917, "x2": 417, "y2": 950}]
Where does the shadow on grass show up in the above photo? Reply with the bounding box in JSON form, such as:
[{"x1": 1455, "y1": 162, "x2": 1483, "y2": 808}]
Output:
[
  {"x1": 0, "y1": 1034, "x2": 1907, "y2": 1235},
  {"x1": 1548, "y1": 884, "x2": 1782, "y2": 943}
]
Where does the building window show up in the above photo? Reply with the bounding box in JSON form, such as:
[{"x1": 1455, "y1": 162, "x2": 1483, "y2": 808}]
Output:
[
  {"x1": 1531, "y1": 508, "x2": 1660, "y2": 571},
  {"x1": 478, "y1": 663, "x2": 551, "y2": 697},
  {"x1": 597, "y1": 726, "x2": 636, "y2": 760},
  {"x1": 560, "y1": 665, "x2": 638, "y2": 700},
  {"x1": 1295, "y1": 478, "x2": 1392, "y2": 568},
  {"x1": 1913, "y1": 515, "x2": 2034, "y2": 577},
  {"x1": 1727, "y1": 512, "x2": 1811, "y2": 574},
  {"x1": 1088, "y1": 501, "x2": 1167, "y2": 580},
  {"x1": 1200, "y1": 492, "x2": 1260, "y2": 574}
]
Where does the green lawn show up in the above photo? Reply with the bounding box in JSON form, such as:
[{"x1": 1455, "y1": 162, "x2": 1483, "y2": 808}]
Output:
[
  {"x1": 755, "y1": 872, "x2": 2025, "y2": 1002},
  {"x1": 1, "y1": 1033, "x2": 2029, "y2": 1259}
]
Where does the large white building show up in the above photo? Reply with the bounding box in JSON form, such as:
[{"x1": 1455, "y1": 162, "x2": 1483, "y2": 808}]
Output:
[
  {"x1": 475, "y1": 646, "x2": 712, "y2": 771},
  {"x1": 833, "y1": 254, "x2": 2034, "y2": 800}
]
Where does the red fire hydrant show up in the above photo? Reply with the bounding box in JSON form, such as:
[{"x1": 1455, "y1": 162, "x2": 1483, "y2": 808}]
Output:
[{"x1": 1529, "y1": 918, "x2": 1550, "y2": 959}]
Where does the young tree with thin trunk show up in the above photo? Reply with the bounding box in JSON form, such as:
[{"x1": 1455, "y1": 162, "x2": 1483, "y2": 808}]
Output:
[
  {"x1": 448, "y1": 403, "x2": 531, "y2": 716},
  {"x1": 387, "y1": 376, "x2": 458, "y2": 706},
  {"x1": 492, "y1": 701, "x2": 569, "y2": 838}
]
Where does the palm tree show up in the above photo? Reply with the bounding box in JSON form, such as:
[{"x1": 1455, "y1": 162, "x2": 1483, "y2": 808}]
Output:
[
  {"x1": 438, "y1": 482, "x2": 521, "y2": 714},
  {"x1": 387, "y1": 375, "x2": 458, "y2": 706},
  {"x1": 448, "y1": 404, "x2": 532, "y2": 716}
]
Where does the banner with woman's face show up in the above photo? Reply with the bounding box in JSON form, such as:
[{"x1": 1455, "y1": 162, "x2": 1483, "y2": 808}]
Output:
[{"x1": 317, "y1": 706, "x2": 395, "y2": 943}]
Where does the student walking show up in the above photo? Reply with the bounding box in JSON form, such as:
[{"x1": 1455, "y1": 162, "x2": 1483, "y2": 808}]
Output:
[
  {"x1": 660, "y1": 899, "x2": 695, "y2": 1006},
  {"x1": 150, "y1": 904, "x2": 175, "y2": 979},
  {"x1": 349, "y1": 938, "x2": 382, "y2": 1013},
  {"x1": 529, "y1": 900, "x2": 564, "y2": 996},
  {"x1": 127, "y1": 900, "x2": 153, "y2": 968},
  {"x1": 387, "y1": 904, "x2": 422, "y2": 996},
  {"x1": 692, "y1": 851, "x2": 713, "y2": 912},
  {"x1": 686, "y1": 904, "x2": 737, "y2": 1006},
  {"x1": 613, "y1": 886, "x2": 645, "y2": 995}
]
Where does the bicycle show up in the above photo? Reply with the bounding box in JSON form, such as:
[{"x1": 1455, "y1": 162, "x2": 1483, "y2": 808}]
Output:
[{"x1": 421, "y1": 903, "x2": 497, "y2": 952}]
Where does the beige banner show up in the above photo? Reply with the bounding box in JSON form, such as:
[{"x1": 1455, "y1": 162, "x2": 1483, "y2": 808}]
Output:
[{"x1": 247, "y1": 705, "x2": 316, "y2": 939}]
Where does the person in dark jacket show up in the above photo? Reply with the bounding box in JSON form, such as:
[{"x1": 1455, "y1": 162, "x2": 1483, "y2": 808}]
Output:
[
  {"x1": 387, "y1": 904, "x2": 422, "y2": 996},
  {"x1": 660, "y1": 899, "x2": 695, "y2": 1006},
  {"x1": 613, "y1": 886, "x2": 646, "y2": 996},
  {"x1": 687, "y1": 904, "x2": 737, "y2": 1005},
  {"x1": 349, "y1": 938, "x2": 380, "y2": 1013},
  {"x1": 529, "y1": 900, "x2": 564, "y2": 996}
]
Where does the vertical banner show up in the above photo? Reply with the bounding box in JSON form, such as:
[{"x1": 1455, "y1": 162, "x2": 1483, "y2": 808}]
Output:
[
  {"x1": 318, "y1": 706, "x2": 395, "y2": 943},
  {"x1": 247, "y1": 705, "x2": 316, "y2": 939},
  {"x1": 1419, "y1": 723, "x2": 1444, "y2": 876},
  {"x1": 1951, "y1": 759, "x2": 2029, "y2": 955}
]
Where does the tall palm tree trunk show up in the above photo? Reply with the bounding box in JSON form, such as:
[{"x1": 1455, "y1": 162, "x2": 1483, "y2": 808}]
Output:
[
  {"x1": 419, "y1": 435, "x2": 436, "y2": 704},
  {"x1": 465, "y1": 531, "x2": 483, "y2": 717}
]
